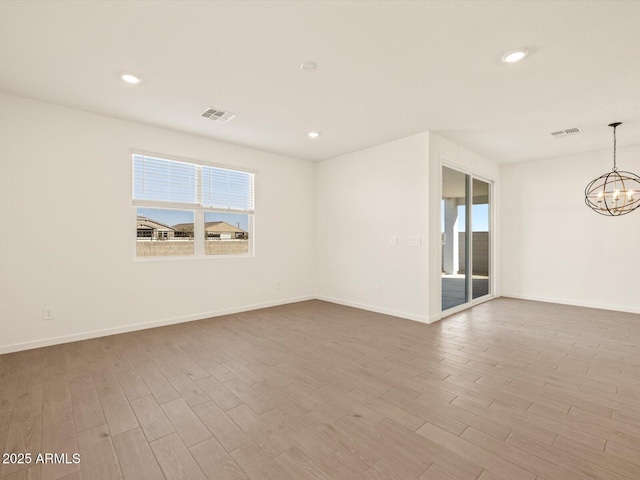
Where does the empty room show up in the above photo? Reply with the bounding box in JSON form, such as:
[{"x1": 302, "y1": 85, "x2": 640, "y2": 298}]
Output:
[{"x1": 1, "y1": 1, "x2": 639, "y2": 480}]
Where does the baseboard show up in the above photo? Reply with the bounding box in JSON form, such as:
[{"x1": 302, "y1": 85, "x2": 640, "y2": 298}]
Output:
[
  {"x1": 0, "y1": 295, "x2": 315, "y2": 355},
  {"x1": 8, "y1": 292, "x2": 630, "y2": 355},
  {"x1": 501, "y1": 293, "x2": 640, "y2": 315},
  {"x1": 315, "y1": 295, "x2": 434, "y2": 324}
]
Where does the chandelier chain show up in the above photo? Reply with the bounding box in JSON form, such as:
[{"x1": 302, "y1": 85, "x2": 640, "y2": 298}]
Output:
[{"x1": 613, "y1": 125, "x2": 618, "y2": 171}]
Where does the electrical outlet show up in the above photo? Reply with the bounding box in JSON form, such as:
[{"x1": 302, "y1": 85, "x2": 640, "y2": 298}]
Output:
[
  {"x1": 409, "y1": 236, "x2": 422, "y2": 247},
  {"x1": 376, "y1": 286, "x2": 382, "y2": 295},
  {"x1": 276, "y1": 281, "x2": 283, "y2": 290},
  {"x1": 43, "y1": 306, "x2": 55, "y2": 321}
]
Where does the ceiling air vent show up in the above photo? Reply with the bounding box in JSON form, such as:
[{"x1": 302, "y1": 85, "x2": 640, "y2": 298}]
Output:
[
  {"x1": 201, "y1": 107, "x2": 236, "y2": 123},
  {"x1": 550, "y1": 127, "x2": 582, "y2": 138}
]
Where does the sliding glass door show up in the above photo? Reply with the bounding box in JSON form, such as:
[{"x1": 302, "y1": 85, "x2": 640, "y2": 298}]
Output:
[{"x1": 441, "y1": 166, "x2": 491, "y2": 312}]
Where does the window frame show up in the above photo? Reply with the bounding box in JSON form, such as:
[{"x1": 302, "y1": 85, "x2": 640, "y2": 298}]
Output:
[{"x1": 131, "y1": 150, "x2": 256, "y2": 261}]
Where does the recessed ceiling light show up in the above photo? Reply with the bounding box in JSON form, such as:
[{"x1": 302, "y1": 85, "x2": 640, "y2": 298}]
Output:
[
  {"x1": 121, "y1": 74, "x2": 142, "y2": 84},
  {"x1": 301, "y1": 61, "x2": 318, "y2": 72},
  {"x1": 501, "y1": 50, "x2": 529, "y2": 63},
  {"x1": 307, "y1": 131, "x2": 320, "y2": 138}
]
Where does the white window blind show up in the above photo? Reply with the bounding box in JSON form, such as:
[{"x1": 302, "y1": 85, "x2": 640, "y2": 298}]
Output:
[
  {"x1": 133, "y1": 155, "x2": 197, "y2": 205},
  {"x1": 202, "y1": 165, "x2": 254, "y2": 212},
  {"x1": 133, "y1": 154, "x2": 254, "y2": 213}
]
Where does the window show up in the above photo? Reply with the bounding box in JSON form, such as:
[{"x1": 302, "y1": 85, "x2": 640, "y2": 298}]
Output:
[
  {"x1": 203, "y1": 211, "x2": 250, "y2": 255},
  {"x1": 133, "y1": 153, "x2": 254, "y2": 258}
]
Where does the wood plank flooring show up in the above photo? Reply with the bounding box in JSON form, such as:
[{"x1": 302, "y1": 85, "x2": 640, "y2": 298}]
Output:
[{"x1": 1, "y1": 298, "x2": 640, "y2": 480}]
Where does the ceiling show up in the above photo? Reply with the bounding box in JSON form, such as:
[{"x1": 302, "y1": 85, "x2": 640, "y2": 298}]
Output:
[{"x1": 2, "y1": 1, "x2": 640, "y2": 164}]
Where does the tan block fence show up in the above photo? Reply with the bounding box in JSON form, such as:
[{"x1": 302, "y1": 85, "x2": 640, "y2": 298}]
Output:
[{"x1": 136, "y1": 240, "x2": 249, "y2": 257}]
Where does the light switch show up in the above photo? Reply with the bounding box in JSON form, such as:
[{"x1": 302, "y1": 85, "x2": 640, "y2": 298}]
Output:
[
  {"x1": 388, "y1": 235, "x2": 398, "y2": 246},
  {"x1": 409, "y1": 236, "x2": 422, "y2": 247}
]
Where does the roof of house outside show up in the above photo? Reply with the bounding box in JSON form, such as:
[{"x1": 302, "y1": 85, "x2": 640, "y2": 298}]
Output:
[
  {"x1": 136, "y1": 216, "x2": 175, "y2": 231},
  {"x1": 172, "y1": 221, "x2": 246, "y2": 234}
]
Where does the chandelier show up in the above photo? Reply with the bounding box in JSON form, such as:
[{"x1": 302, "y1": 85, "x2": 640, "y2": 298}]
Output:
[{"x1": 585, "y1": 122, "x2": 640, "y2": 216}]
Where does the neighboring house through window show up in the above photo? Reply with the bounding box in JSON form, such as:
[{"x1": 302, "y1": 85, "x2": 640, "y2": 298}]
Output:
[{"x1": 132, "y1": 152, "x2": 255, "y2": 258}]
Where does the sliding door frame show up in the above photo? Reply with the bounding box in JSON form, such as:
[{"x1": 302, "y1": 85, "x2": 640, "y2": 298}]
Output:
[{"x1": 439, "y1": 158, "x2": 496, "y2": 317}]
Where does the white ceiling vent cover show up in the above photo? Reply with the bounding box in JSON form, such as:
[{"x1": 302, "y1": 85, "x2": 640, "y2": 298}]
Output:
[
  {"x1": 550, "y1": 127, "x2": 582, "y2": 138},
  {"x1": 201, "y1": 107, "x2": 236, "y2": 123}
]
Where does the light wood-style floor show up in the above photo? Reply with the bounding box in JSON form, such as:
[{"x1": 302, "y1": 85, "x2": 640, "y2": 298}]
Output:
[{"x1": 1, "y1": 298, "x2": 640, "y2": 480}]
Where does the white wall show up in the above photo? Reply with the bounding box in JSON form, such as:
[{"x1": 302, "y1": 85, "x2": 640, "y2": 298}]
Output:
[
  {"x1": 0, "y1": 93, "x2": 316, "y2": 353},
  {"x1": 315, "y1": 133, "x2": 431, "y2": 322},
  {"x1": 11, "y1": 89, "x2": 630, "y2": 354},
  {"x1": 428, "y1": 133, "x2": 501, "y2": 320},
  {"x1": 500, "y1": 145, "x2": 640, "y2": 313}
]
